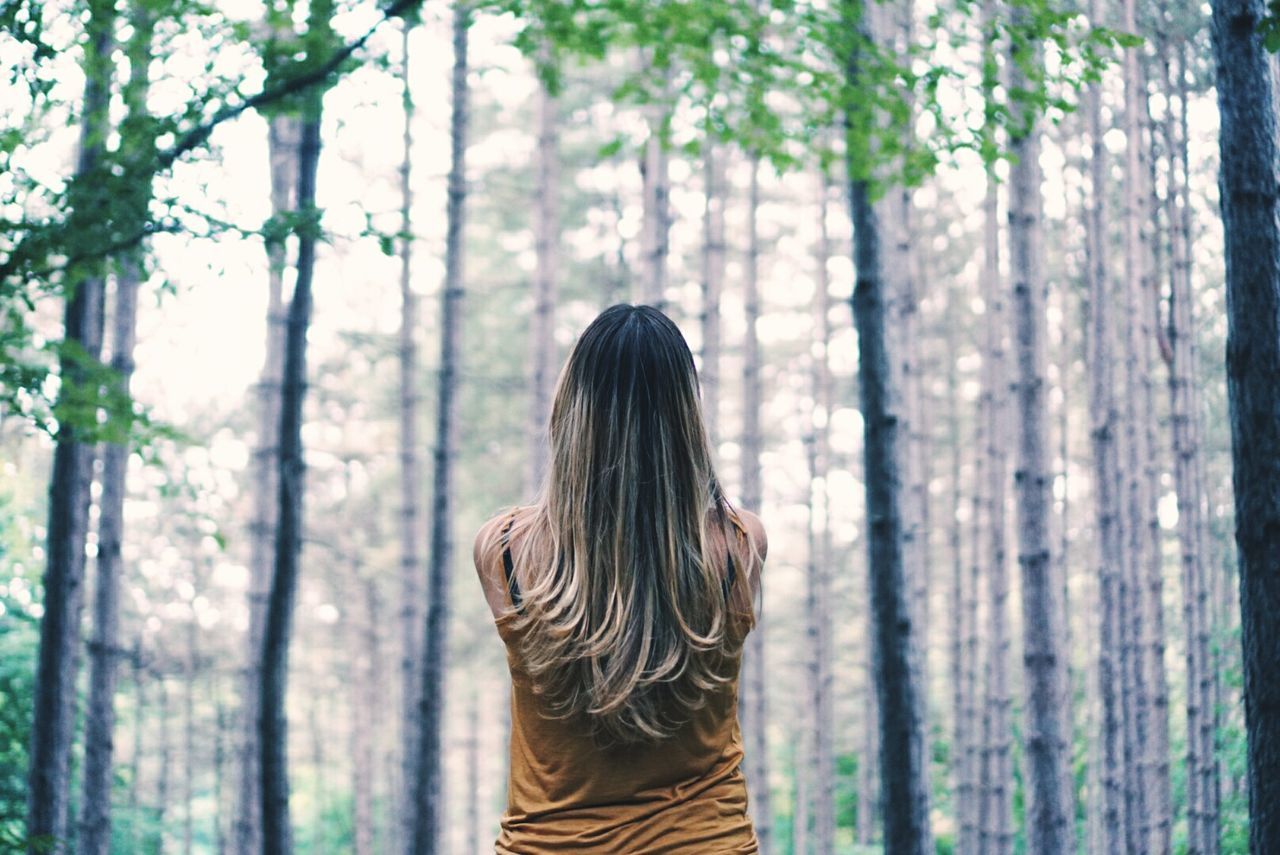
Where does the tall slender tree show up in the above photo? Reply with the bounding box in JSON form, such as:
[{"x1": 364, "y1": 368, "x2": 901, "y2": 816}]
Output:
[
  {"x1": 258, "y1": 4, "x2": 334, "y2": 851},
  {"x1": 1082, "y1": 8, "x2": 1127, "y2": 846},
  {"x1": 237, "y1": 35, "x2": 299, "y2": 855},
  {"x1": 1006, "y1": 6, "x2": 1075, "y2": 850},
  {"x1": 806, "y1": 175, "x2": 836, "y2": 855},
  {"x1": 78, "y1": 5, "x2": 153, "y2": 851},
  {"x1": 529, "y1": 60, "x2": 560, "y2": 492},
  {"x1": 396, "y1": 21, "x2": 423, "y2": 852},
  {"x1": 27, "y1": 4, "x2": 113, "y2": 850},
  {"x1": 411, "y1": 3, "x2": 469, "y2": 852},
  {"x1": 739, "y1": 153, "x2": 774, "y2": 855},
  {"x1": 844, "y1": 1, "x2": 933, "y2": 850},
  {"x1": 700, "y1": 138, "x2": 726, "y2": 444},
  {"x1": 1209, "y1": 0, "x2": 1280, "y2": 848}
]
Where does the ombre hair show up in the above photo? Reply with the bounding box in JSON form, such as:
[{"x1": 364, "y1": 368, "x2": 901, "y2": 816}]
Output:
[{"x1": 497, "y1": 304, "x2": 754, "y2": 745}]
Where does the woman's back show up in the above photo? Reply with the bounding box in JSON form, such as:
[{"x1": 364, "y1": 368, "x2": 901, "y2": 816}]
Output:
[
  {"x1": 472, "y1": 304, "x2": 767, "y2": 852},
  {"x1": 475, "y1": 506, "x2": 765, "y2": 854}
]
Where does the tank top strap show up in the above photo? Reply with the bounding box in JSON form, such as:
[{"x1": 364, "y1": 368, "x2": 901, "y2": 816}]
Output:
[{"x1": 499, "y1": 512, "x2": 525, "y2": 613}]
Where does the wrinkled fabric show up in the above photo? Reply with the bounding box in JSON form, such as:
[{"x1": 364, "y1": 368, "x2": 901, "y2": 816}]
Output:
[{"x1": 493, "y1": 607, "x2": 758, "y2": 854}]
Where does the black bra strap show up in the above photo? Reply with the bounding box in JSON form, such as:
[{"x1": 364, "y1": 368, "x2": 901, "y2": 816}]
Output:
[
  {"x1": 722, "y1": 552, "x2": 737, "y2": 605},
  {"x1": 500, "y1": 515, "x2": 524, "y2": 613}
]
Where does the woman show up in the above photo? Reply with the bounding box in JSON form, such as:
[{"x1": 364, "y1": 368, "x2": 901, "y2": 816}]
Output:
[{"x1": 473, "y1": 304, "x2": 767, "y2": 853}]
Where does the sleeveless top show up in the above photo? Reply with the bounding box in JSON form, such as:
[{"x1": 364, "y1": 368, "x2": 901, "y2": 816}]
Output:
[{"x1": 490, "y1": 511, "x2": 760, "y2": 854}]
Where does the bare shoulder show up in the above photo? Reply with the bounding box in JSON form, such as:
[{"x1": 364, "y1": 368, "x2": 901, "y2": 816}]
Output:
[
  {"x1": 473, "y1": 507, "x2": 528, "y2": 619},
  {"x1": 733, "y1": 508, "x2": 768, "y2": 562}
]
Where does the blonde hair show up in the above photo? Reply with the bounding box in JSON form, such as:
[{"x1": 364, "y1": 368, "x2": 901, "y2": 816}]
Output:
[{"x1": 499, "y1": 304, "x2": 754, "y2": 745}]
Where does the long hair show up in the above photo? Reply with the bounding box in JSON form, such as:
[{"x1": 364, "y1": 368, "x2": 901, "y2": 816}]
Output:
[{"x1": 502, "y1": 304, "x2": 747, "y2": 745}]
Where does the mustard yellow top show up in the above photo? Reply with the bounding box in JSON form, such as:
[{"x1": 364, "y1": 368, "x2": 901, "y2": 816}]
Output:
[{"x1": 488, "y1": 514, "x2": 760, "y2": 854}]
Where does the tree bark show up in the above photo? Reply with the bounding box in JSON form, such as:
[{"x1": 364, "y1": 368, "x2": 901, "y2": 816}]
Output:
[
  {"x1": 258, "y1": 5, "x2": 331, "y2": 849},
  {"x1": 1082, "y1": 13, "x2": 1128, "y2": 848},
  {"x1": 78, "y1": 9, "x2": 152, "y2": 851},
  {"x1": 27, "y1": 4, "x2": 113, "y2": 850},
  {"x1": 700, "y1": 138, "x2": 726, "y2": 444},
  {"x1": 979, "y1": 42, "x2": 1014, "y2": 844},
  {"x1": 1007, "y1": 8, "x2": 1075, "y2": 851},
  {"x1": 739, "y1": 153, "x2": 774, "y2": 855},
  {"x1": 410, "y1": 4, "x2": 468, "y2": 852},
  {"x1": 529, "y1": 67, "x2": 559, "y2": 493},
  {"x1": 1209, "y1": 0, "x2": 1280, "y2": 848},
  {"x1": 844, "y1": 4, "x2": 933, "y2": 850},
  {"x1": 639, "y1": 63, "x2": 671, "y2": 312},
  {"x1": 396, "y1": 22, "x2": 423, "y2": 853},
  {"x1": 237, "y1": 47, "x2": 299, "y2": 855},
  {"x1": 807, "y1": 175, "x2": 836, "y2": 855},
  {"x1": 1158, "y1": 28, "x2": 1215, "y2": 854}
]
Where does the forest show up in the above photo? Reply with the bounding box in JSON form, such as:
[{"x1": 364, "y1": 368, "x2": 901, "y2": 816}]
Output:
[{"x1": 2, "y1": 0, "x2": 1279, "y2": 852}]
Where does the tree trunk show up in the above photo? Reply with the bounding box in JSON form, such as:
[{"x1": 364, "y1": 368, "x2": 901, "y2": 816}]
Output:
[
  {"x1": 1159, "y1": 28, "x2": 1214, "y2": 854},
  {"x1": 128, "y1": 642, "x2": 146, "y2": 852},
  {"x1": 739, "y1": 153, "x2": 774, "y2": 855},
  {"x1": 529, "y1": 69, "x2": 559, "y2": 493},
  {"x1": 807, "y1": 175, "x2": 835, "y2": 855},
  {"x1": 258, "y1": 6, "x2": 331, "y2": 849},
  {"x1": 27, "y1": 5, "x2": 113, "y2": 851},
  {"x1": 700, "y1": 138, "x2": 726, "y2": 444},
  {"x1": 79, "y1": 10, "x2": 153, "y2": 852},
  {"x1": 410, "y1": 4, "x2": 468, "y2": 852},
  {"x1": 237, "y1": 62, "x2": 298, "y2": 855},
  {"x1": 1082, "y1": 13, "x2": 1128, "y2": 848},
  {"x1": 184, "y1": 619, "x2": 196, "y2": 855},
  {"x1": 844, "y1": 4, "x2": 933, "y2": 850},
  {"x1": 352, "y1": 569, "x2": 377, "y2": 855},
  {"x1": 1007, "y1": 8, "x2": 1075, "y2": 851},
  {"x1": 397, "y1": 22, "x2": 423, "y2": 853},
  {"x1": 639, "y1": 63, "x2": 671, "y2": 311},
  {"x1": 1209, "y1": 0, "x2": 1280, "y2": 848}
]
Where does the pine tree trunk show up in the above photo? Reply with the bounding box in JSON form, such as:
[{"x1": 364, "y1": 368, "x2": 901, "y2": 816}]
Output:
[
  {"x1": 258, "y1": 6, "x2": 331, "y2": 847},
  {"x1": 183, "y1": 620, "x2": 196, "y2": 855},
  {"x1": 739, "y1": 153, "x2": 774, "y2": 855},
  {"x1": 352, "y1": 570, "x2": 377, "y2": 855},
  {"x1": 700, "y1": 139, "x2": 725, "y2": 444},
  {"x1": 79, "y1": 11, "x2": 153, "y2": 851},
  {"x1": 396, "y1": 23, "x2": 423, "y2": 853},
  {"x1": 1082, "y1": 16, "x2": 1128, "y2": 847},
  {"x1": 129, "y1": 642, "x2": 145, "y2": 854},
  {"x1": 979, "y1": 86, "x2": 1014, "y2": 853},
  {"x1": 158, "y1": 675, "x2": 172, "y2": 854},
  {"x1": 27, "y1": 6, "x2": 113, "y2": 850},
  {"x1": 809, "y1": 176, "x2": 835, "y2": 855},
  {"x1": 1007, "y1": 8, "x2": 1075, "y2": 850},
  {"x1": 639, "y1": 61, "x2": 671, "y2": 311},
  {"x1": 1159, "y1": 28, "x2": 1215, "y2": 854},
  {"x1": 410, "y1": 5, "x2": 468, "y2": 852},
  {"x1": 529, "y1": 70, "x2": 559, "y2": 493},
  {"x1": 237, "y1": 75, "x2": 298, "y2": 855},
  {"x1": 845, "y1": 4, "x2": 933, "y2": 849},
  {"x1": 1209, "y1": 0, "x2": 1280, "y2": 848},
  {"x1": 1121, "y1": 16, "x2": 1172, "y2": 850}
]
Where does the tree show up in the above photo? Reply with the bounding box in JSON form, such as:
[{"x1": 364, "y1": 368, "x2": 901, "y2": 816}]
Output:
[
  {"x1": 78, "y1": 6, "x2": 154, "y2": 852},
  {"x1": 843, "y1": 0, "x2": 933, "y2": 849},
  {"x1": 26, "y1": 3, "x2": 113, "y2": 850},
  {"x1": 1007, "y1": 4, "x2": 1076, "y2": 850},
  {"x1": 410, "y1": 3, "x2": 470, "y2": 852},
  {"x1": 739, "y1": 152, "x2": 775, "y2": 855},
  {"x1": 258, "y1": 3, "x2": 336, "y2": 851},
  {"x1": 1210, "y1": 0, "x2": 1280, "y2": 848},
  {"x1": 397, "y1": 19, "x2": 423, "y2": 852},
  {"x1": 1082, "y1": 4, "x2": 1128, "y2": 845}
]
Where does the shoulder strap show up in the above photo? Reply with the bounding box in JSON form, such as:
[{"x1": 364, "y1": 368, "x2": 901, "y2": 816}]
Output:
[
  {"x1": 722, "y1": 552, "x2": 737, "y2": 605},
  {"x1": 500, "y1": 513, "x2": 524, "y2": 613}
]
